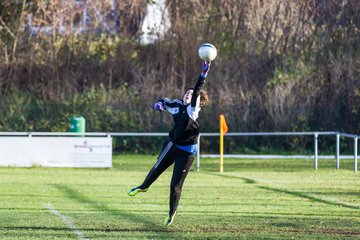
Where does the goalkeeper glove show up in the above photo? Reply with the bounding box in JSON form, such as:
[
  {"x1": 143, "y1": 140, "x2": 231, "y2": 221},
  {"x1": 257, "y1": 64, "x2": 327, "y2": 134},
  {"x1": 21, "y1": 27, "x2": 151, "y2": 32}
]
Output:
[
  {"x1": 152, "y1": 102, "x2": 164, "y2": 112},
  {"x1": 200, "y1": 61, "x2": 211, "y2": 78}
]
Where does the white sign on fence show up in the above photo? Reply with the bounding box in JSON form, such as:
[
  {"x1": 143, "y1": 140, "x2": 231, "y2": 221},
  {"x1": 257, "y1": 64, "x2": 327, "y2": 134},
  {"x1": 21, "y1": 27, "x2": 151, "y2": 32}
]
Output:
[{"x1": 0, "y1": 137, "x2": 112, "y2": 168}]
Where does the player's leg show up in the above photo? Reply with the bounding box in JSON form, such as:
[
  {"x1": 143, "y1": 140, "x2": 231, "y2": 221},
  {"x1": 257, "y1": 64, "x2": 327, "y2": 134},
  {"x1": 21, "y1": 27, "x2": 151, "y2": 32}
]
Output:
[
  {"x1": 128, "y1": 141, "x2": 175, "y2": 196},
  {"x1": 164, "y1": 151, "x2": 194, "y2": 225}
]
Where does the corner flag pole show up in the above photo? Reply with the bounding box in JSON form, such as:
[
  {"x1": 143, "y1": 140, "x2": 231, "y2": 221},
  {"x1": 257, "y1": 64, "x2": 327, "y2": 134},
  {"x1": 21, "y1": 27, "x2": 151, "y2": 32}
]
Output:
[{"x1": 219, "y1": 114, "x2": 228, "y2": 173}]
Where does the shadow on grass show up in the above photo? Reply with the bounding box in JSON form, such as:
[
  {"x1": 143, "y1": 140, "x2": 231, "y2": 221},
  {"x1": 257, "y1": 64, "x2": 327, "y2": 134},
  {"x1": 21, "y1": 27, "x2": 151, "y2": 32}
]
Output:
[
  {"x1": 209, "y1": 173, "x2": 360, "y2": 211},
  {"x1": 199, "y1": 158, "x2": 356, "y2": 172},
  {"x1": 51, "y1": 184, "x2": 172, "y2": 233},
  {"x1": 207, "y1": 172, "x2": 257, "y2": 184},
  {"x1": 258, "y1": 186, "x2": 360, "y2": 210}
]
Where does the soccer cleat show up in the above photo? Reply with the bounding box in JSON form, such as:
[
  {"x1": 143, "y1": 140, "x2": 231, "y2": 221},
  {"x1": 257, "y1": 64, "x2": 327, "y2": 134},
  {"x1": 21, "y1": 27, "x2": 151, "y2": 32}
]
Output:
[
  {"x1": 163, "y1": 212, "x2": 176, "y2": 226},
  {"x1": 127, "y1": 187, "x2": 148, "y2": 196}
]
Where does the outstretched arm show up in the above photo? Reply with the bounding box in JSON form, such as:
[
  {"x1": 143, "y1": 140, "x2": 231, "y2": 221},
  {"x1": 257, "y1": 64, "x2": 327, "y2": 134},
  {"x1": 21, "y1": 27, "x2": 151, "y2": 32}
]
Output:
[
  {"x1": 191, "y1": 61, "x2": 211, "y2": 107},
  {"x1": 152, "y1": 98, "x2": 182, "y2": 114}
]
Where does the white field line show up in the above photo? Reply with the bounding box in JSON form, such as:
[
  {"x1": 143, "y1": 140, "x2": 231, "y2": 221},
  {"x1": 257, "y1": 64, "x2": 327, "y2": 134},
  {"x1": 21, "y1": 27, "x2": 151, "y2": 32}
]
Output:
[{"x1": 45, "y1": 203, "x2": 88, "y2": 240}]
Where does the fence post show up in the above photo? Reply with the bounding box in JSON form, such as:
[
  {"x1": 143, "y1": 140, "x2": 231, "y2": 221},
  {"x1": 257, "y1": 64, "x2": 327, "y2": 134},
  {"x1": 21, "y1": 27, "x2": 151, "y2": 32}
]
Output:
[
  {"x1": 354, "y1": 137, "x2": 358, "y2": 174},
  {"x1": 196, "y1": 135, "x2": 200, "y2": 172},
  {"x1": 336, "y1": 134, "x2": 340, "y2": 169},
  {"x1": 314, "y1": 133, "x2": 318, "y2": 170}
]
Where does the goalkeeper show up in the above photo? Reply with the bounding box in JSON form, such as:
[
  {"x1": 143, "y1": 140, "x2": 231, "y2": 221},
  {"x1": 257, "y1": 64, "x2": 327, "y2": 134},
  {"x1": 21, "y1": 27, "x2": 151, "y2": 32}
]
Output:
[{"x1": 127, "y1": 61, "x2": 211, "y2": 226}]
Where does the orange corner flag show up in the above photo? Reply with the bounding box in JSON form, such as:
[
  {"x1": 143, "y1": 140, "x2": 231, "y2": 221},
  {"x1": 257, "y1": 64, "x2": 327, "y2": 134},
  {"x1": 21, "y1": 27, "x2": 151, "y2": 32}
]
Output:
[
  {"x1": 219, "y1": 114, "x2": 228, "y2": 173},
  {"x1": 219, "y1": 114, "x2": 228, "y2": 134}
]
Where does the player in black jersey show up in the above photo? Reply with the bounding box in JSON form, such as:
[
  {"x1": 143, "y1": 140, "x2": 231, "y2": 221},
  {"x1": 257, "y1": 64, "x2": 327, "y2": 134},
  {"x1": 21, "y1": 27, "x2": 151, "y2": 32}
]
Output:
[{"x1": 128, "y1": 61, "x2": 211, "y2": 226}]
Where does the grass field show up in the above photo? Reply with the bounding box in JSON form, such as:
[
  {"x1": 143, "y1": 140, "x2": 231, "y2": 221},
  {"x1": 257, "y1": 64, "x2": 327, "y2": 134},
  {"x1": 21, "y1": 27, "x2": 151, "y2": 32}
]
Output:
[{"x1": 0, "y1": 155, "x2": 359, "y2": 239}]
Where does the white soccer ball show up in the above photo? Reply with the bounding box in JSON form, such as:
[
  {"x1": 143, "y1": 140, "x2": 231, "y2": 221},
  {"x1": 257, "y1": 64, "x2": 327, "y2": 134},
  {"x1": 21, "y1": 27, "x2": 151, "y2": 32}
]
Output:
[{"x1": 198, "y1": 43, "x2": 217, "y2": 61}]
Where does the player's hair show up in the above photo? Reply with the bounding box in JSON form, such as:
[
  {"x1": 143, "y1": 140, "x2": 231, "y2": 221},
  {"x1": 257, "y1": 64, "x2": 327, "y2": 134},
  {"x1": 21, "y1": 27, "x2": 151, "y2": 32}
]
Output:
[
  {"x1": 200, "y1": 90, "x2": 208, "y2": 107},
  {"x1": 184, "y1": 87, "x2": 208, "y2": 107},
  {"x1": 185, "y1": 87, "x2": 194, "y2": 92}
]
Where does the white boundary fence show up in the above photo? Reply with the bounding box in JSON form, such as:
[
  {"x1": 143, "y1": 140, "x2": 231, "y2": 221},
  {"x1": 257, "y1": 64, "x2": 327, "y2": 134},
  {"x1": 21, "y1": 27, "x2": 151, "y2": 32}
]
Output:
[
  {"x1": 197, "y1": 131, "x2": 358, "y2": 173},
  {"x1": 0, "y1": 131, "x2": 358, "y2": 173}
]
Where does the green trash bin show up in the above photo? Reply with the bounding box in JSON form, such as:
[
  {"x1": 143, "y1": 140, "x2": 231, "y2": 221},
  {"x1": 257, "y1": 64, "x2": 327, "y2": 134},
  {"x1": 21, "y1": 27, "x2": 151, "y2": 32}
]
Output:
[{"x1": 69, "y1": 115, "x2": 85, "y2": 135}]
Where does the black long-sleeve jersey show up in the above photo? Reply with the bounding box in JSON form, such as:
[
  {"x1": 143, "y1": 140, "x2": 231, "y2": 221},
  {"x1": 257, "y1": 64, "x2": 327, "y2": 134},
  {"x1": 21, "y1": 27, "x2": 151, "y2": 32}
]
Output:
[{"x1": 159, "y1": 75, "x2": 206, "y2": 146}]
